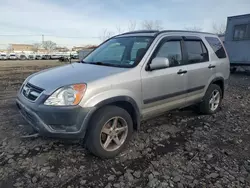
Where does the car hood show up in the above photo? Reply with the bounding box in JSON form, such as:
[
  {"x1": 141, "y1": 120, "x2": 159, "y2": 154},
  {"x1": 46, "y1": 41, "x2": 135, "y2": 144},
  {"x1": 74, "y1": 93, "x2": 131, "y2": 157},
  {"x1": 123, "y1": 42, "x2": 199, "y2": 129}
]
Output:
[{"x1": 28, "y1": 63, "x2": 128, "y2": 94}]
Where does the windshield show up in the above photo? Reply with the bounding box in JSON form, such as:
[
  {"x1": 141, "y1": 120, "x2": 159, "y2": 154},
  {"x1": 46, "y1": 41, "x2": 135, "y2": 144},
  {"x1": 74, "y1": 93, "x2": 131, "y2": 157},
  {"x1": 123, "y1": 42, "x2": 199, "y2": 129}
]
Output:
[
  {"x1": 83, "y1": 36, "x2": 153, "y2": 68},
  {"x1": 1, "y1": 54, "x2": 6, "y2": 56},
  {"x1": 10, "y1": 54, "x2": 16, "y2": 56}
]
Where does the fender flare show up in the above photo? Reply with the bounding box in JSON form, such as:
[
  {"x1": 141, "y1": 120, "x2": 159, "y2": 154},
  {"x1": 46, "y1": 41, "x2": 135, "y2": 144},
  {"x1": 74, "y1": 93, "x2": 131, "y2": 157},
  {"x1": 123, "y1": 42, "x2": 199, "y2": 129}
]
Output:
[
  {"x1": 90, "y1": 96, "x2": 141, "y2": 130},
  {"x1": 208, "y1": 77, "x2": 225, "y2": 97}
]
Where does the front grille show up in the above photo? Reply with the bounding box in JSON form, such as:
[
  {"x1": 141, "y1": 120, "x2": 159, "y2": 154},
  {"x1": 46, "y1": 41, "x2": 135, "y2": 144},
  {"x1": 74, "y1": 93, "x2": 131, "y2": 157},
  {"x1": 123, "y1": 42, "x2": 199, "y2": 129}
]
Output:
[{"x1": 22, "y1": 83, "x2": 44, "y2": 101}]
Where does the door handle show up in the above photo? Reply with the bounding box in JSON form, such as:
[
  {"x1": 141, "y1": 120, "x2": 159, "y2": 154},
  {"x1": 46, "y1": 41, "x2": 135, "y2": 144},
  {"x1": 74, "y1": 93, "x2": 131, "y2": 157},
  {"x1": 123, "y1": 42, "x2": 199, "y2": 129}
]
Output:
[
  {"x1": 177, "y1": 69, "x2": 187, "y2": 74},
  {"x1": 208, "y1": 64, "x2": 216, "y2": 69}
]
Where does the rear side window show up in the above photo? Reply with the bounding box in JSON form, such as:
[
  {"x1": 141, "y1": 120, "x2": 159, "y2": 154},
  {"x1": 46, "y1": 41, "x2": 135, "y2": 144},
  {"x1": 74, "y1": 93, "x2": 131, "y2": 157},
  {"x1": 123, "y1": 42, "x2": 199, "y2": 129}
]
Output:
[
  {"x1": 185, "y1": 40, "x2": 209, "y2": 64},
  {"x1": 205, "y1": 37, "x2": 227, "y2": 59}
]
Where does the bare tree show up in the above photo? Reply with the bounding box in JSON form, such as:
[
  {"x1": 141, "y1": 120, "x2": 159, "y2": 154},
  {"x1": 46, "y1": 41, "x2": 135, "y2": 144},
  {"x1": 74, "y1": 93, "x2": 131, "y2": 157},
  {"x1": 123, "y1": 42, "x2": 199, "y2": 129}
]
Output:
[
  {"x1": 212, "y1": 23, "x2": 226, "y2": 35},
  {"x1": 99, "y1": 29, "x2": 114, "y2": 41},
  {"x1": 184, "y1": 26, "x2": 202, "y2": 32},
  {"x1": 141, "y1": 20, "x2": 163, "y2": 30},
  {"x1": 116, "y1": 25, "x2": 124, "y2": 34},
  {"x1": 32, "y1": 43, "x2": 41, "y2": 52},
  {"x1": 127, "y1": 20, "x2": 137, "y2": 31},
  {"x1": 42, "y1": 41, "x2": 56, "y2": 52}
]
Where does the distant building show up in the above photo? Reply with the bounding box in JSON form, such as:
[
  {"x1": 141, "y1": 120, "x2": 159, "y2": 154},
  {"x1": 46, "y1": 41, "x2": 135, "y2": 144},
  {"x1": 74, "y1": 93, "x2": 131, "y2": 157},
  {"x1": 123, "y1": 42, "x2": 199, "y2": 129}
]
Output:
[
  {"x1": 37, "y1": 48, "x2": 48, "y2": 54},
  {"x1": 224, "y1": 13, "x2": 250, "y2": 66},
  {"x1": 55, "y1": 47, "x2": 69, "y2": 52},
  {"x1": 72, "y1": 46, "x2": 86, "y2": 51},
  {"x1": 72, "y1": 45, "x2": 98, "y2": 52},
  {"x1": 10, "y1": 44, "x2": 34, "y2": 54}
]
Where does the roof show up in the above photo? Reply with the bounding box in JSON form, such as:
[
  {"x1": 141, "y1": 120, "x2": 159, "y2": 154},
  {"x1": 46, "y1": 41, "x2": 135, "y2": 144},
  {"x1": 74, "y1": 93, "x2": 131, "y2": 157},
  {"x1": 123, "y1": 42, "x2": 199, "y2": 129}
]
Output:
[
  {"x1": 116, "y1": 30, "x2": 215, "y2": 38},
  {"x1": 228, "y1": 13, "x2": 250, "y2": 19}
]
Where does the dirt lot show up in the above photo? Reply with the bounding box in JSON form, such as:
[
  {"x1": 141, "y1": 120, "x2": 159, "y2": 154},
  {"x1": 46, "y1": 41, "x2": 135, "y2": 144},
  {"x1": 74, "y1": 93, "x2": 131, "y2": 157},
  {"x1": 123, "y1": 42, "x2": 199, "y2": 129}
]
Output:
[{"x1": 0, "y1": 60, "x2": 250, "y2": 188}]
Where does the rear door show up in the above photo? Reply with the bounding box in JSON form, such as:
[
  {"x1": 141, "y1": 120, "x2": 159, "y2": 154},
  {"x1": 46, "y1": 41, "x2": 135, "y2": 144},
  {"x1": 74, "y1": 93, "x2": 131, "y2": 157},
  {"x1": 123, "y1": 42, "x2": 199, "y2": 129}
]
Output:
[
  {"x1": 205, "y1": 36, "x2": 230, "y2": 81},
  {"x1": 183, "y1": 36, "x2": 216, "y2": 105}
]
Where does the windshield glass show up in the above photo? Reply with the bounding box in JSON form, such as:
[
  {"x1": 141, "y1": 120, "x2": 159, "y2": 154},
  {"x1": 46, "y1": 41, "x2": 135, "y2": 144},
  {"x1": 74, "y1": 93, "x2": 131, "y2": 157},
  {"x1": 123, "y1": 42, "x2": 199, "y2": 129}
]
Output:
[
  {"x1": 83, "y1": 36, "x2": 153, "y2": 68},
  {"x1": 1, "y1": 54, "x2": 6, "y2": 56},
  {"x1": 10, "y1": 54, "x2": 16, "y2": 56}
]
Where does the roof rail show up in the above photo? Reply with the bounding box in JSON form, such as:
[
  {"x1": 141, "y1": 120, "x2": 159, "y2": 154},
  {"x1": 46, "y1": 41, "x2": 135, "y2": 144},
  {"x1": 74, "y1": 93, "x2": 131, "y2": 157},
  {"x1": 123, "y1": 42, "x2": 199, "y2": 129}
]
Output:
[
  {"x1": 121, "y1": 30, "x2": 159, "y2": 35},
  {"x1": 118, "y1": 29, "x2": 215, "y2": 36},
  {"x1": 158, "y1": 30, "x2": 215, "y2": 35}
]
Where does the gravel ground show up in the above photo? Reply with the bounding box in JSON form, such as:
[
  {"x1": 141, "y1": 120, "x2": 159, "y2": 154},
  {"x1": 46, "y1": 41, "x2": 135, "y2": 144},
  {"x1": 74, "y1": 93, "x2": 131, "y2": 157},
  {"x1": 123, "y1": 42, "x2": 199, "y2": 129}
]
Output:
[{"x1": 0, "y1": 60, "x2": 250, "y2": 188}]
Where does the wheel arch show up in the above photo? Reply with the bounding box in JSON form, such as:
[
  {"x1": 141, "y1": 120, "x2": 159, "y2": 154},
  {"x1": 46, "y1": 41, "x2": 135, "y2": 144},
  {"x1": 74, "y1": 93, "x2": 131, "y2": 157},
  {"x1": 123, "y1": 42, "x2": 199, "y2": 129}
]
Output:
[
  {"x1": 209, "y1": 77, "x2": 225, "y2": 98},
  {"x1": 89, "y1": 96, "x2": 141, "y2": 131}
]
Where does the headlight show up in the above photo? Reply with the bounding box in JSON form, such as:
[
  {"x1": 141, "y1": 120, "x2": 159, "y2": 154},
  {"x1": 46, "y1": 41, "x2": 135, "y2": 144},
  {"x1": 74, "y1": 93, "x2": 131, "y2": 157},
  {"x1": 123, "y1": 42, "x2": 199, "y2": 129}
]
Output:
[{"x1": 44, "y1": 84, "x2": 86, "y2": 106}]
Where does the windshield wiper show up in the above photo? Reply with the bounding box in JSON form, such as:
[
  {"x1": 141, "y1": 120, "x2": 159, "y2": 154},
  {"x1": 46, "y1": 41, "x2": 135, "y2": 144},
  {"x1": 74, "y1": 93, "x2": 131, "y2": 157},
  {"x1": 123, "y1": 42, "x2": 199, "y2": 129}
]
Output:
[
  {"x1": 81, "y1": 61, "x2": 127, "y2": 68},
  {"x1": 89, "y1": 62, "x2": 121, "y2": 67}
]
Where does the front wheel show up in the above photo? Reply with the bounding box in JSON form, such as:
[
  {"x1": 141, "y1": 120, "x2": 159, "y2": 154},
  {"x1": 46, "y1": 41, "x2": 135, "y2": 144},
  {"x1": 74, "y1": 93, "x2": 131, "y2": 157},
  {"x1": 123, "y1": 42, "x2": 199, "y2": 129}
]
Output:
[
  {"x1": 199, "y1": 84, "x2": 222, "y2": 114},
  {"x1": 85, "y1": 106, "x2": 133, "y2": 158}
]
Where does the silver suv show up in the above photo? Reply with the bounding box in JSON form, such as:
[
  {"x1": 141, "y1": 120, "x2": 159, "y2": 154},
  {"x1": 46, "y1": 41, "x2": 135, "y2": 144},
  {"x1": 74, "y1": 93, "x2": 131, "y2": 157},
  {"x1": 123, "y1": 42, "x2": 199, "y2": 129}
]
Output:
[{"x1": 16, "y1": 30, "x2": 230, "y2": 158}]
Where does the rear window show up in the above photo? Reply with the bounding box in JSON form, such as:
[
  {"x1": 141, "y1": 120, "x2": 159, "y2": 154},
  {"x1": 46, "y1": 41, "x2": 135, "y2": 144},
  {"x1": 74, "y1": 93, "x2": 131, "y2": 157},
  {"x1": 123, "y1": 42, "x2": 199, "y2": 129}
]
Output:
[{"x1": 205, "y1": 37, "x2": 226, "y2": 59}]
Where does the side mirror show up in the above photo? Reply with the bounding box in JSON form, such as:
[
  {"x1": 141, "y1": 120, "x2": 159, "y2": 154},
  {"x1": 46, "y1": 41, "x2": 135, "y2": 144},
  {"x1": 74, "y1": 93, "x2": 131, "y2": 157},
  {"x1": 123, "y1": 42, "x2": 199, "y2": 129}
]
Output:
[{"x1": 149, "y1": 57, "x2": 170, "y2": 70}]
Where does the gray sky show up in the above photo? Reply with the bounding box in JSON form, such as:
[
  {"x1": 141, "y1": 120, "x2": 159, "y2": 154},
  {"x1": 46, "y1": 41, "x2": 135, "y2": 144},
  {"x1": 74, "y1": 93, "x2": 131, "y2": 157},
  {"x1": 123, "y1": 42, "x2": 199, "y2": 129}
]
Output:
[{"x1": 0, "y1": 0, "x2": 249, "y2": 48}]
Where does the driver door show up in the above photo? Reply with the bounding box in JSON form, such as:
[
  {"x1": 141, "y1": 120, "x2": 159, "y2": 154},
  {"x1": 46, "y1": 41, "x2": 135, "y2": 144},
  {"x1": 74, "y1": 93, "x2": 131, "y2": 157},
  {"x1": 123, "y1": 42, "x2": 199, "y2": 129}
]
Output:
[{"x1": 141, "y1": 36, "x2": 188, "y2": 119}]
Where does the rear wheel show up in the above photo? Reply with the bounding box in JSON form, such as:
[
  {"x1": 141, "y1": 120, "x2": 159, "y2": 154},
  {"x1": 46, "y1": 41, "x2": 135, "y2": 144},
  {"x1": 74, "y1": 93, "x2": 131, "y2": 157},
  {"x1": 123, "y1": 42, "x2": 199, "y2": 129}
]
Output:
[
  {"x1": 199, "y1": 84, "x2": 222, "y2": 114},
  {"x1": 86, "y1": 106, "x2": 133, "y2": 158}
]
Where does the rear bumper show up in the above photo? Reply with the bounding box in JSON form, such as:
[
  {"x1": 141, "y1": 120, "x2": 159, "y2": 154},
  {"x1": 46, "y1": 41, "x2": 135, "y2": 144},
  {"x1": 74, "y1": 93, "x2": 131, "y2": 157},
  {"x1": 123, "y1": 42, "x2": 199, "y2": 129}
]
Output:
[{"x1": 16, "y1": 93, "x2": 96, "y2": 139}]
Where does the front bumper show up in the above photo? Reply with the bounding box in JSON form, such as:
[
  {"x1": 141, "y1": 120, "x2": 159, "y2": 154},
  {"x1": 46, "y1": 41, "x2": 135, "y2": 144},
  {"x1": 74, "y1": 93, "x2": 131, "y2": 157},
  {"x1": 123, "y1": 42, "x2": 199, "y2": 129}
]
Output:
[{"x1": 16, "y1": 92, "x2": 95, "y2": 139}]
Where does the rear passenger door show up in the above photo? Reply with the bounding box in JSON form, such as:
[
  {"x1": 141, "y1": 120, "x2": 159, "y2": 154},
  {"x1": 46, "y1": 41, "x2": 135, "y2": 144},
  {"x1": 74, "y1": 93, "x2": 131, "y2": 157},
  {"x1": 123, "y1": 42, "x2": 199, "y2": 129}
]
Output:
[{"x1": 183, "y1": 36, "x2": 216, "y2": 104}]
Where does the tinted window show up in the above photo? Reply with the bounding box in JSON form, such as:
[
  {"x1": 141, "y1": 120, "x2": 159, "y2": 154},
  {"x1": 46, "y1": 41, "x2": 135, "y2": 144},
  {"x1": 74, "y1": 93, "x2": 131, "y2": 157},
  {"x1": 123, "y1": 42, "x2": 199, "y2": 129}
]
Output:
[
  {"x1": 233, "y1": 24, "x2": 250, "y2": 40},
  {"x1": 131, "y1": 41, "x2": 148, "y2": 61},
  {"x1": 205, "y1": 37, "x2": 227, "y2": 59},
  {"x1": 155, "y1": 41, "x2": 182, "y2": 67},
  {"x1": 185, "y1": 41, "x2": 208, "y2": 64},
  {"x1": 84, "y1": 37, "x2": 152, "y2": 67},
  {"x1": 93, "y1": 43, "x2": 125, "y2": 62}
]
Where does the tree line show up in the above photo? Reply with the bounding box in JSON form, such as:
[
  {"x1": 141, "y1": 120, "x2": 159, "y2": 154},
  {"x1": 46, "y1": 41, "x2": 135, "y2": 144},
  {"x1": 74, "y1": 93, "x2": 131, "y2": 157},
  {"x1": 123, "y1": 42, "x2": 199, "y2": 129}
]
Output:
[
  {"x1": 100, "y1": 20, "x2": 226, "y2": 41},
  {"x1": 29, "y1": 20, "x2": 226, "y2": 51}
]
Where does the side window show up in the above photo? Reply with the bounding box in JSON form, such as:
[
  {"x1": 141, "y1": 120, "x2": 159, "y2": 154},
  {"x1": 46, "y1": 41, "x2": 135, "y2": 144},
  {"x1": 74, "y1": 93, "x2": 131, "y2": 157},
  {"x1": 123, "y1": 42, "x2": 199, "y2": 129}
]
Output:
[
  {"x1": 185, "y1": 40, "x2": 209, "y2": 64},
  {"x1": 233, "y1": 24, "x2": 249, "y2": 40},
  {"x1": 205, "y1": 37, "x2": 227, "y2": 59},
  {"x1": 155, "y1": 41, "x2": 183, "y2": 67}
]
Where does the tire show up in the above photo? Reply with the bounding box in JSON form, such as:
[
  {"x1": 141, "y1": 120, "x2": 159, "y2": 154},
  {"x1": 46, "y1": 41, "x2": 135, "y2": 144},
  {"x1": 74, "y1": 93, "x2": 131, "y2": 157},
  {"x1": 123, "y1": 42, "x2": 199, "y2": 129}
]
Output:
[
  {"x1": 230, "y1": 67, "x2": 237, "y2": 74},
  {"x1": 199, "y1": 84, "x2": 222, "y2": 115},
  {"x1": 85, "y1": 106, "x2": 133, "y2": 158}
]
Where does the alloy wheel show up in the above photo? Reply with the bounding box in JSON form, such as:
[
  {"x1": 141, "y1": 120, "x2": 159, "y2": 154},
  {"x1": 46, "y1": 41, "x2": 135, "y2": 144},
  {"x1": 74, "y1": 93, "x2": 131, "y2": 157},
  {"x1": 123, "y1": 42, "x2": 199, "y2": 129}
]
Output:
[
  {"x1": 100, "y1": 116, "x2": 128, "y2": 151},
  {"x1": 209, "y1": 90, "x2": 220, "y2": 111}
]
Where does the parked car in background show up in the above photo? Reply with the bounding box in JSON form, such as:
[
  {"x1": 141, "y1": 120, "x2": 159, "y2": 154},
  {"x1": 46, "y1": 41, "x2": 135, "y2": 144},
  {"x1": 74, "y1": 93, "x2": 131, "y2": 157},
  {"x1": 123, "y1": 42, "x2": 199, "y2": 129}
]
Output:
[
  {"x1": 50, "y1": 54, "x2": 60, "y2": 60},
  {"x1": 35, "y1": 54, "x2": 42, "y2": 60},
  {"x1": 71, "y1": 54, "x2": 79, "y2": 59},
  {"x1": 0, "y1": 53, "x2": 7, "y2": 60},
  {"x1": 42, "y1": 55, "x2": 50, "y2": 60},
  {"x1": 8, "y1": 53, "x2": 18, "y2": 60},
  {"x1": 19, "y1": 54, "x2": 27, "y2": 60},
  {"x1": 28, "y1": 54, "x2": 35, "y2": 60},
  {"x1": 16, "y1": 30, "x2": 230, "y2": 158}
]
